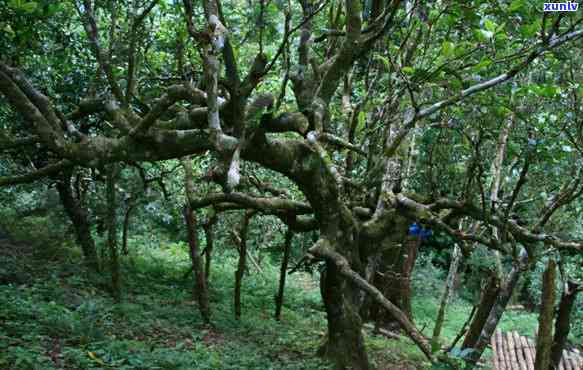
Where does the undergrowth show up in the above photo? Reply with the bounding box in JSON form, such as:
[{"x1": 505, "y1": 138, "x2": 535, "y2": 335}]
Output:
[{"x1": 0, "y1": 229, "x2": 544, "y2": 370}]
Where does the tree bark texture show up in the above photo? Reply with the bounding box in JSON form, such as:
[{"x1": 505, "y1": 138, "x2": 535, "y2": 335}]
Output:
[
  {"x1": 181, "y1": 158, "x2": 211, "y2": 323},
  {"x1": 275, "y1": 228, "x2": 293, "y2": 320},
  {"x1": 534, "y1": 260, "x2": 556, "y2": 370},
  {"x1": 122, "y1": 199, "x2": 136, "y2": 256},
  {"x1": 56, "y1": 170, "x2": 99, "y2": 271},
  {"x1": 462, "y1": 272, "x2": 501, "y2": 350},
  {"x1": 550, "y1": 280, "x2": 580, "y2": 369},
  {"x1": 234, "y1": 211, "x2": 252, "y2": 320},
  {"x1": 203, "y1": 213, "x2": 217, "y2": 284},
  {"x1": 466, "y1": 250, "x2": 527, "y2": 365},
  {"x1": 431, "y1": 243, "x2": 462, "y2": 351},
  {"x1": 401, "y1": 234, "x2": 421, "y2": 320},
  {"x1": 106, "y1": 164, "x2": 121, "y2": 302}
]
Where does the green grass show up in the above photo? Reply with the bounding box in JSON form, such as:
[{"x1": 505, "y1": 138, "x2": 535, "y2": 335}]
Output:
[
  {"x1": 0, "y1": 238, "x2": 334, "y2": 369},
  {"x1": 0, "y1": 234, "x2": 545, "y2": 370},
  {"x1": 0, "y1": 237, "x2": 427, "y2": 370},
  {"x1": 414, "y1": 296, "x2": 539, "y2": 347}
]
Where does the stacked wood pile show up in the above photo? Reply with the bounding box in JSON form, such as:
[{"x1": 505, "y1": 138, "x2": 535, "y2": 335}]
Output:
[{"x1": 491, "y1": 330, "x2": 582, "y2": 370}]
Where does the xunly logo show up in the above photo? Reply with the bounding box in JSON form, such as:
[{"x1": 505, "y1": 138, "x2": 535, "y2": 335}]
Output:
[{"x1": 543, "y1": 2, "x2": 579, "y2": 11}]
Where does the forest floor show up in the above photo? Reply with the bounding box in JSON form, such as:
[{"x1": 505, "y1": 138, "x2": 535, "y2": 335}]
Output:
[{"x1": 0, "y1": 227, "x2": 540, "y2": 370}]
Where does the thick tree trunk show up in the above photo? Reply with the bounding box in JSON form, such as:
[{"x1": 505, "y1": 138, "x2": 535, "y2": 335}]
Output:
[
  {"x1": 362, "y1": 213, "x2": 412, "y2": 329},
  {"x1": 183, "y1": 204, "x2": 211, "y2": 323},
  {"x1": 56, "y1": 170, "x2": 99, "y2": 271},
  {"x1": 106, "y1": 165, "x2": 121, "y2": 302},
  {"x1": 366, "y1": 219, "x2": 410, "y2": 329},
  {"x1": 313, "y1": 239, "x2": 432, "y2": 361},
  {"x1": 369, "y1": 242, "x2": 404, "y2": 328},
  {"x1": 319, "y1": 261, "x2": 370, "y2": 370},
  {"x1": 431, "y1": 243, "x2": 462, "y2": 351},
  {"x1": 234, "y1": 211, "x2": 252, "y2": 320},
  {"x1": 550, "y1": 280, "x2": 580, "y2": 368},
  {"x1": 462, "y1": 272, "x2": 500, "y2": 349},
  {"x1": 275, "y1": 228, "x2": 293, "y2": 320},
  {"x1": 466, "y1": 250, "x2": 527, "y2": 365},
  {"x1": 534, "y1": 260, "x2": 556, "y2": 370}
]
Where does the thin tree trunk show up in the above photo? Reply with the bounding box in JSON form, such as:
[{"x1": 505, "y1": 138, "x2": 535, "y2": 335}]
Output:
[
  {"x1": 181, "y1": 158, "x2": 211, "y2": 323},
  {"x1": 462, "y1": 272, "x2": 501, "y2": 349},
  {"x1": 534, "y1": 260, "x2": 556, "y2": 370},
  {"x1": 203, "y1": 213, "x2": 217, "y2": 284},
  {"x1": 234, "y1": 211, "x2": 252, "y2": 320},
  {"x1": 447, "y1": 305, "x2": 477, "y2": 352},
  {"x1": 275, "y1": 228, "x2": 293, "y2": 320},
  {"x1": 183, "y1": 204, "x2": 210, "y2": 323},
  {"x1": 122, "y1": 200, "x2": 135, "y2": 256},
  {"x1": 466, "y1": 249, "x2": 528, "y2": 365},
  {"x1": 401, "y1": 234, "x2": 421, "y2": 320},
  {"x1": 489, "y1": 115, "x2": 515, "y2": 278},
  {"x1": 56, "y1": 170, "x2": 99, "y2": 271},
  {"x1": 550, "y1": 280, "x2": 580, "y2": 369},
  {"x1": 431, "y1": 243, "x2": 462, "y2": 351},
  {"x1": 106, "y1": 164, "x2": 121, "y2": 302}
]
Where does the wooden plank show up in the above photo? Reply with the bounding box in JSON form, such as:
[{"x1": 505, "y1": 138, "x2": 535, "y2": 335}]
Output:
[
  {"x1": 494, "y1": 330, "x2": 502, "y2": 370},
  {"x1": 566, "y1": 350, "x2": 575, "y2": 370},
  {"x1": 500, "y1": 330, "x2": 511, "y2": 370},
  {"x1": 512, "y1": 331, "x2": 528, "y2": 370},
  {"x1": 571, "y1": 350, "x2": 580, "y2": 370},
  {"x1": 494, "y1": 330, "x2": 503, "y2": 370},
  {"x1": 558, "y1": 351, "x2": 566, "y2": 370},
  {"x1": 520, "y1": 335, "x2": 535, "y2": 370},
  {"x1": 562, "y1": 350, "x2": 571, "y2": 370},
  {"x1": 506, "y1": 331, "x2": 515, "y2": 370},
  {"x1": 491, "y1": 329, "x2": 500, "y2": 370},
  {"x1": 559, "y1": 353, "x2": 566, "y2": 370},
  {"x1": 507, "y1": 331, "x2": 519, "y2": 369}
]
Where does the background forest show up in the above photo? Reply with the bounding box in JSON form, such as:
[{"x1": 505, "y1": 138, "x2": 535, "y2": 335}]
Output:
[{"x1": 0, "y1": 0, "x2": 582, "y2": 369}]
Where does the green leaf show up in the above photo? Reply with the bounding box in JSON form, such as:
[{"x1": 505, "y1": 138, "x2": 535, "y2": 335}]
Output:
[
  {"x1": 450, "y1": 78, "x2": 463, "y2": 90},
  {"x1": 374, "y1": 55, "x2": 391, "y2": 70},
  {"x1": 441, "y1": 41, "x2": 455, "y2": 58},
  {"x1": 484, "y1": 19, "x2": 497, "y2": 32},
  {"x1": 357, "y1": 111, "x2": 366, "y2": 131},
  {"x1": 530, "y1": 84, "x2": 561, "y2": 98},
  {"x1": 8, "y1": 0, "x2": 22, "y2": 9},
  {"x1": 509, "y1": 0, "x2": 525, "y2": 12},
  {"x1": 21, "y1": 1, "x2": 37, "y2": 13},
  {"x1": 472, "y1": 57, "x2": 492, "y2": 72},
  {"x1": 541, "y1": 85, "x2": 560, "y2": 97},
  {"x1": 474, "y1": 29, "x2": 493, "y2": 42},
  {"x1": 402, "y1": 66, "x2": 415, "y2": 75},
  {"x1": 8, "y1": 0, "x2": 37, "y2": 12},
  {"x1": 519, "y1": 22, "x2": 538, "y2": 38}
]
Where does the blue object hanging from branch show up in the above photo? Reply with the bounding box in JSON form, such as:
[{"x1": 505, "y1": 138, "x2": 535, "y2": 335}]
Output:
[{"x1": 408, "y1": 222, "x2": 432, "y2": 241}]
